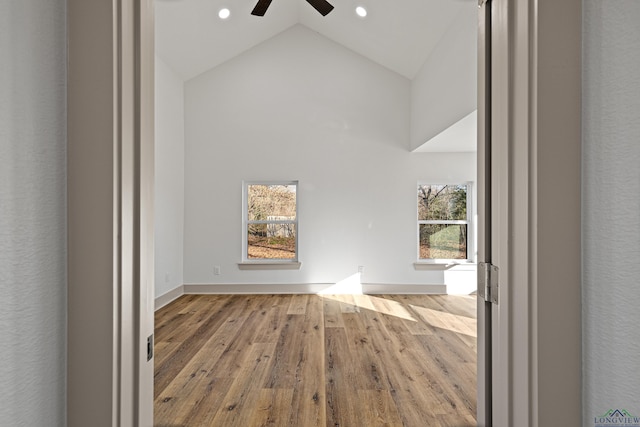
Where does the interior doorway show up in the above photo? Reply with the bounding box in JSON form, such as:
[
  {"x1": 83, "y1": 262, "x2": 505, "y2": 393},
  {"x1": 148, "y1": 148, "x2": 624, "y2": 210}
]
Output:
[
  {"x1": 156, "y1": 0, "x2": 475, "y2": 424},
  {"x1": 66, "y1": 0, "x2": 584, "y2": 425}
]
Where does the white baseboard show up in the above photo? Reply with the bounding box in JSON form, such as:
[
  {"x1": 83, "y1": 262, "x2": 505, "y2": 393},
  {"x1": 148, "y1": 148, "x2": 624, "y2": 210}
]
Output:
[
  {"x1": 155, "y1": 285, "x2": 185, "y2": 311},
  {"x1": 182, "y1": 283, "x2": 446, "y2": 295},
  {"x1": 155, "y1": 283, "x2": 448, "y2": 311}
]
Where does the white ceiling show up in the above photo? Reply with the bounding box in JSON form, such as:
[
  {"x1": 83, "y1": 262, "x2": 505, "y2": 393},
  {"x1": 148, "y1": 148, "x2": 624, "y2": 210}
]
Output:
[{"x1": 156, "y1": 0, "x2": 471, "y2": 81}]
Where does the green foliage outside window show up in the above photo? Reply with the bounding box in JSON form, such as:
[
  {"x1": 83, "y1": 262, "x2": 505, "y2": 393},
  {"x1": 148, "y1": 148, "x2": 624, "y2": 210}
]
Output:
[{"x1": 418, "y1": 184, "x2": 468, "y2": 260}]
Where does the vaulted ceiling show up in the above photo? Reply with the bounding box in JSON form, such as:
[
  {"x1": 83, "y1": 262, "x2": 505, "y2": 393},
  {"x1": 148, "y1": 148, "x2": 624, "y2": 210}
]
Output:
[{"x1": 156, "y1": 0, "x2": 473, "y2": 81}]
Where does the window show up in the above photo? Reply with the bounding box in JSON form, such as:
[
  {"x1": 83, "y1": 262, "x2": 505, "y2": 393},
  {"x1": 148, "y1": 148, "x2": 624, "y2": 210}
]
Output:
[
  {"x1": 242, "y1": 181, "x2": 298, "y2": 261},
  {"x1": 417, "y1": 184, "x2": 471, "y2": 261}
]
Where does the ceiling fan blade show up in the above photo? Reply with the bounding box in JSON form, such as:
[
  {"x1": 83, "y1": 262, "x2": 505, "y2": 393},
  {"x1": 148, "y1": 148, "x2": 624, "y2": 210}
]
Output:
[
  {"x1": 251, "y1": 0, "x2": 273, "y2": 16},
  {"x1": 306, "y1": 0, "x2": 334, "y2": 16}
]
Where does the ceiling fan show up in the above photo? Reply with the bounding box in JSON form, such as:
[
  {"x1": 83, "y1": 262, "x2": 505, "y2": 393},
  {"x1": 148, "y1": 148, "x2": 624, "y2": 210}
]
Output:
[{"x1": 251, "y1": 0, "x2": 335, "y2": 16}]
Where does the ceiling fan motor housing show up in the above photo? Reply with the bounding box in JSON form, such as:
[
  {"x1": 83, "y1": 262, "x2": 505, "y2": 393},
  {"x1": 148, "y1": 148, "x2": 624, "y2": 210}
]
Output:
[{"x1": 252, "y1": 0, "x2": 335, "y2": 17}]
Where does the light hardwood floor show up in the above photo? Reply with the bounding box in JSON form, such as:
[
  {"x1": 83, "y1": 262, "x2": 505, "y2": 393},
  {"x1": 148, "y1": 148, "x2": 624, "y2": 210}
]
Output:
[{"x1": 154, "y1": 294, "x2": 477, "y2": 426}]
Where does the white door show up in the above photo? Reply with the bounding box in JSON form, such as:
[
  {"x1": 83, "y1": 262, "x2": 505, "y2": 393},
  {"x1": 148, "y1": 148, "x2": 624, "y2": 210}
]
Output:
[{"x1": 477, "y1": 0, "x2": 510, "y2": 425}]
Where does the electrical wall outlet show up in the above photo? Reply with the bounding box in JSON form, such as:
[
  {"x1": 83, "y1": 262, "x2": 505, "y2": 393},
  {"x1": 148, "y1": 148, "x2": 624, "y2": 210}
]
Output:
[
  {"x1": 358, "y1": 265, "x2": 365, "y2": 274},
  {"x1": 214, "y1": 266, "x2": 221, "y2": 276}
]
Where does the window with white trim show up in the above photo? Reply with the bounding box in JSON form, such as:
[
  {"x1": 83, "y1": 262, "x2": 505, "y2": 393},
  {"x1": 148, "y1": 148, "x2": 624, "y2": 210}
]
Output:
[
  {"x1": 242, "y1": 181, "x2": 298, "y2": 261},
  {"x1": 417, "y1": 183, "x2": 471, "y2": 261}
]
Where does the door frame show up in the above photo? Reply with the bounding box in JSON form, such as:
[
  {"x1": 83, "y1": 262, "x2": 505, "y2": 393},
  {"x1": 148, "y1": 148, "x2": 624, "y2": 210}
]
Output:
[
  {"x1": 67, "y1": 0, "x2": 154, "y2": 425},
  {"x1": 476, "y1": 0, "x2": 582, "y2": 425},
  {"x1": 525, "y1": 0, "x2": 582, "y2": 424},
  {"x1": 67, "y1": 0, "x2": 582, "y2": 425}
]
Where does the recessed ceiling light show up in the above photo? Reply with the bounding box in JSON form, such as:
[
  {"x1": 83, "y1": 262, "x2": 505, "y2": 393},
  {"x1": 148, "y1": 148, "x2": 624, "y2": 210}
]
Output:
[
  {"x1": 355, "y1": 6, "x2": 367, "y2": 18},
  {"x1": 218, "y1": 8, "x2": 230, "y2": 19}
]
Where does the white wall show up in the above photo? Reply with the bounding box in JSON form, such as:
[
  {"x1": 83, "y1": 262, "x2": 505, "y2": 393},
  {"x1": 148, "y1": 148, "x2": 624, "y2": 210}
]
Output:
[
  {"x1": 183, "y1": 25, "x2": 476, "y2": 289},
  {"x1": 583, "y1": 0, "x2": 640, "y2": 420},
  {"x1": 410, "y1": 4, "x2": 477, "y2": 151},
  {"x1": 0, "y1": 1, "x2": 66, "y2": 425},
  {"x1": 154, "y1": 56, "x2": 185, "y2": 298}
]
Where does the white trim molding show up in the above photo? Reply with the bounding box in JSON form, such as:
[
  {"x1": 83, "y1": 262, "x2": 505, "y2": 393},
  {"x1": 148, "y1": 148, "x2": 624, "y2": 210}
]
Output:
[
  {"x1": 172, "y1": 283, "x2": 446, "y2": 298},
  {"x1": 154, "y1": 283, "x2": 461, "y2": 312},
  {"x1": 237, "y1": 261, "x2": 302, "y2": 270},
  {"x1": 414, "y1": 262, "x2": 477, "y2": 270},
  {"x1": 155, "y1": 285, "x2": 185, "y2": 310}
]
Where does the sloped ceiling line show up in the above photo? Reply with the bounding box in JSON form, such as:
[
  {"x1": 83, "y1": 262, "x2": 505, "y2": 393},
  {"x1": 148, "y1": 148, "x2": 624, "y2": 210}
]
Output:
[{"x1": 155, "y1": 0, "x2": 466, "y2": 81}]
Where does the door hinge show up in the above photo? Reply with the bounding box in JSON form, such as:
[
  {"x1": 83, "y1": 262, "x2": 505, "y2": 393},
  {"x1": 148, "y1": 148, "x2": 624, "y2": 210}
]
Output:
[{"x1": 478, "y1": 262, "x2": 499, "y2": 304}]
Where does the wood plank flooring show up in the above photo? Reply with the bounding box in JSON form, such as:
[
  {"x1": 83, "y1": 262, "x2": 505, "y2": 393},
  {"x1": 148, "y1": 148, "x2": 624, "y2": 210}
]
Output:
[{"x1": 154, "y1": 294, "x2": 477, "y2": 427}]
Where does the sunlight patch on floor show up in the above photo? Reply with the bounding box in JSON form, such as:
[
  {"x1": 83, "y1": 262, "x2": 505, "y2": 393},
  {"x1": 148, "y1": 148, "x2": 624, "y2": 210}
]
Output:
[
  {"x1": 410, "y1": 305, "x2": 477, "y2": 337},
  {"x1": 320, "y1": 293, "x2": 417, "y2": 322}
]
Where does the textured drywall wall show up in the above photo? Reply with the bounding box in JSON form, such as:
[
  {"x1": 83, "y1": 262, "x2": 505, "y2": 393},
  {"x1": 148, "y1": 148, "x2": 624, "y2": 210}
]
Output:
[
  {"x1": 583, "y1": 0, "x2": 640, "y2": 420},
  {"x1": 0, "y1": 1, "x2": 66, "y2": 425},
  {"x1": 410, "y1": 4, "x2": 477, "y2": 151},
  {"x1": 183, "y1": 25, "x2": 477, "y2": 287},
  {"x1": 155, "y1": 56, "x2": 185, "y2": 298}
]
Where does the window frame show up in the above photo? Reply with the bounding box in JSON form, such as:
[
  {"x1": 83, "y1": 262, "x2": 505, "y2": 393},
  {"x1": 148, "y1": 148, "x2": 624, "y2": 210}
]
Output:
[
  {"x1": 416, "y1": 182, "x2": 474, "y2": 264},
  {"x1": 242, "y1": 180, "x2": 299, "y2": 263}
]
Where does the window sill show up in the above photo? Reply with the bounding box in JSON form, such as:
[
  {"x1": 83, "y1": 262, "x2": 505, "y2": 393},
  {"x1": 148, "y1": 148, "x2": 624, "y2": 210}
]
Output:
[
  {"x1": 238, "y1": 261, "x2": 302, "y2": 271},
  {"x1": 413, "y1": 261, "x2": 476, "y2": 270}
]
